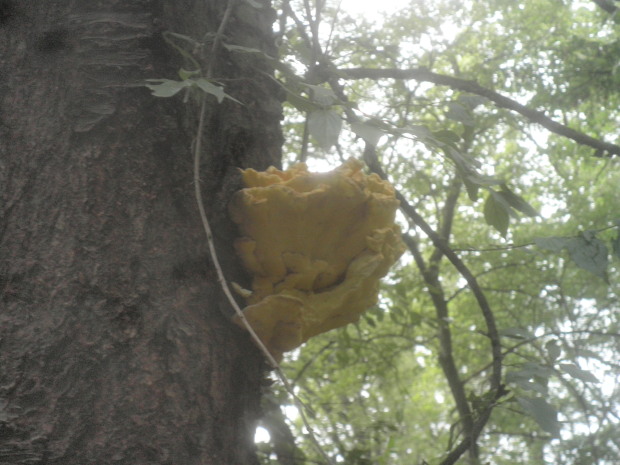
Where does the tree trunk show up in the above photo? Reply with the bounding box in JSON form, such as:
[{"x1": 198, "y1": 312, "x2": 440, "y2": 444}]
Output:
[{"x1": 0, "y1": 1, "x2": 282, "y2": 464}]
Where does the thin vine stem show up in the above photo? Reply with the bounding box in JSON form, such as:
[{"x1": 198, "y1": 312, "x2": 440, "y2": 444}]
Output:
[{"x1": 192, "y1": 1, "x2": 332, "y2": 463}]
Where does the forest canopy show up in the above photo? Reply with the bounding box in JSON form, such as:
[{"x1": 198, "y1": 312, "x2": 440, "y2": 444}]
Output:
[{"x1": 254, "y1": 0, "x2": 620, "y2": 464}]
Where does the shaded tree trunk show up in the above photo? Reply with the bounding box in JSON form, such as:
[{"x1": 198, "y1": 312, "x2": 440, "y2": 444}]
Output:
[{"x1": 0, "y1": 0, "x2": 282, "y2": 463}]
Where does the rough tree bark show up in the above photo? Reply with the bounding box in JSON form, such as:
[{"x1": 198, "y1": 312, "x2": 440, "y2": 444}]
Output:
[{"x1": 0, "y1": 1, "x2": 282, "y2": 464}]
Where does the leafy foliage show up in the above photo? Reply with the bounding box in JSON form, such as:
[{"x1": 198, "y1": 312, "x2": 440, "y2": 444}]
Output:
[{"x1": 255, "y1": 1, "x2": 620, "y2": 464}]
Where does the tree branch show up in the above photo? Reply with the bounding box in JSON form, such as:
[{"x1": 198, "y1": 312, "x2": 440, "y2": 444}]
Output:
[
  {"x1": 406, "y1": 177, "x2": 481, "y2": 459},
  {"x1": 340, "y1": 67, "x2": 620, "y2": 157},
  {"x1": 362, "y1": 145, "x2": 506, "y2": 465},
  {"x1": 591, "y1": 0, "x2": 618, "y2": 14},
  {"x1": 328, "y1": 69, "x2": 506, "y2": 463}
]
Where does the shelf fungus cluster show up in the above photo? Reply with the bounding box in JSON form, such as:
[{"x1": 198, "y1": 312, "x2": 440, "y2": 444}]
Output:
[{"x1": 228, "y1": 158, "x2": 406, "y2": 361}]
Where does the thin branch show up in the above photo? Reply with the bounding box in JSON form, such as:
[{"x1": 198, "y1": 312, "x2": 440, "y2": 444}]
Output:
[
  {"x1": 293, "y1": 341, "x2": 337, "y2": 384},
  {"x1": 363, "y1": 145, "x2": 503, "y2": 389},
  {"x1": 282, "y1": 0, "x2": 315, "y2": 55},
  {"x1": 196, "y1": 2, "x2": 281, "y2": 369},
  {"x1": 327, "y1": 73, "x2": 505, "y2": 465},
  {"x1": 362, "y1": 146, "x2": 505, "y2": 465},
  {"x1": 591, "y1": 0, "x2": 618, "y2": 14},
  {"x1": 454, "y1": 243, "x2": 534, "y2": 253},
  {"x1": 299, "y1": 114, "x2": 310, "y2": 163},
  {"x1": 340, "y1": 67, "x2": 620, "y2": 157},
  {"x1": 429, "y1": 177, "x2": 480, "y2": 458},
  {"x1": 405, "y1": 176, "x2": 481, "y2": 460}
]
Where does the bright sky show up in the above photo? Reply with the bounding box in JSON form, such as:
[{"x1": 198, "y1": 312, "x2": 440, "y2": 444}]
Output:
[{"x1": 340, "y1": 0, "x2": 409, "y2": 16}]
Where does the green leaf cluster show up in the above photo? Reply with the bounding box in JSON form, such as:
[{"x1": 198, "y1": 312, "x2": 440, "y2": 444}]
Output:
[{"x1": 258, "y1": 1, "x2": 620, "y2": 463}]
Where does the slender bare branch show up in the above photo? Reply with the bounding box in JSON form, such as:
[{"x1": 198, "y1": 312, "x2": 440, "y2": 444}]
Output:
[{"x1": 340, "y1": 67, "x2": 620, "y2": 157}]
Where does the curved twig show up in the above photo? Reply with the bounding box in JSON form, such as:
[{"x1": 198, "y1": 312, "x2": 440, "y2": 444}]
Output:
[
  {"x1": 403, "y1": 178, "x2": 481, "y2": 459},
  {"x1": 327, "y1": 65, "x2": 505, "y2": 465},
  {"x1": 363, "y1": 145, "x2": 505, "y2": 465}
]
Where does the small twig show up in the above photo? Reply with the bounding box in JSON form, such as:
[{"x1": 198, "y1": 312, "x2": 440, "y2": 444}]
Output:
[
  {"x1": 323, "y1": 0, "x2": 343, "y2": 56},
  {"x1": 196, "y1": 1, "x2": 279, "y2": 366},
  {"x1": 303, "y1": 0, "x2": 323, "y2": 62},
  {"x1": 282, "y1": 0, "x2": 315, "y2": 53},
  {"x1": 299, "y1": 114, "x2": 310, "y2": 163},
  {"x1": 454, "y1": 243, "x2": 534, "y2": 253}
]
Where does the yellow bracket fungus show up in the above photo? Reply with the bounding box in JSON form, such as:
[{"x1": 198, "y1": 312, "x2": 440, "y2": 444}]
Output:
[{"x1": 229, "y1": 158, "x2": 406, "y2": 361}]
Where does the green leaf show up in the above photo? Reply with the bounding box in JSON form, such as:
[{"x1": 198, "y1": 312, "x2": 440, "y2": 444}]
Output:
[
  {"x1": 465, "y1": 172, "x2": 502, "y2": 187},
  {"x1": 535, "y1": 233, "x2": 608, "y2": 280},
  {"x1": 517, "y1": 378, "x2": 548, "y2": 395},
  {"x1": 306, "y1": 84, "x2": 337, "y2": 106},
  {"x1": 576, "y1": 348, "x2": 601, "y2": 359},
  {"x1": 545, "y1": 340, "x2": 561, "y2": 363},
  {"x1": 517, "y1": 396, "x2": 561, "y2": 437},
  {"x1": 307, "y1": 109, "x2": 342, "y2": 149},
  {"x1": 463, "y1": 176, "x2": 480, "y2": 201},
  {"x1": 377, "y1": 436, "x2": 396, "y2": 465},
  {"x1": 458, "y1": 94, "x2": 487, "y2": 110},
  {"x1": 443, "y1": 146, "x2": 482, "y2": 175},
  {"x1": 462, "y1": 171, "x2": 503, "y2": 201},
  {"x1": 178, "y1": 68, "x2": 201, "y2": 80},
  {"x1": 193, "y1": 78, "x2": 226, "y2": 103},
  {"x1": 144, "y1": 78, "x2": 241, "y2": 104},
  {"x1": 363, "y1": 314, "x2": 377, "y2": 328},
  {"x1": 400, "y1": 125, "x2": 432, "y2": 139},
  {"x1": 286, "y1": 91, "x2": 319, "y2": 113},
  {"x1": 484, "y1": 191, "x2": 510, "y2": 236},
  {"x1": 521, "y1": 362, "x2": 553, "y2": 379},
  {"x1": 559, "y1": 363, "x2": 600, "y2": 383},
  {"x1": 506, "y1": 370, "x2": 548, "y2": 395},
  {"x1": 498, "y1": 185, "x2": 538, "y2": 217},
  {"x1": 566, "y1": 232, "x2": 608, "y2": 281},
  {"x1": 445, "y1": 101, "x2": 474, "y2": 126},
  {"x1": 432, "y1": 129, "x2": 461, "y2": 146},
  {"x1": 144, "y1": 79, "x2": 190, "y2": 97},
  {"x1": 351, "y1": 121, "x2": 385, "y2": 146}
]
